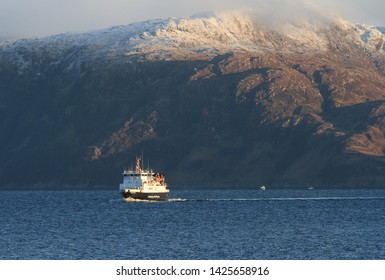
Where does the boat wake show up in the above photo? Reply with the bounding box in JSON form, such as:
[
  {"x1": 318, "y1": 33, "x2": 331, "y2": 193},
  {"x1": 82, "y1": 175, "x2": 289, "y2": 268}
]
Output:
[
  {"x1": 118, "y1": 197, "x2": 188, "y2": 203},
  {"x1": 168, "y1": 198, "x2": 188, "y2": 202},
  {"x1": 123, "y1": 197, "x2": 161, "y2": 203},
  {"x1": 116, "y1": 196, "x2": 385, "y2": 203},
  {"x1": 170, "y1": 196, "x2": 385, "y2": 202}
]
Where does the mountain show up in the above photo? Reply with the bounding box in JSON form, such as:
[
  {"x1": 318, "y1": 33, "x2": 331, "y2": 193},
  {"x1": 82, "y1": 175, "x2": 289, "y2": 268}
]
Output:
[{"x1": 1, "y1": 11, "x2": 385, "y2": 189}]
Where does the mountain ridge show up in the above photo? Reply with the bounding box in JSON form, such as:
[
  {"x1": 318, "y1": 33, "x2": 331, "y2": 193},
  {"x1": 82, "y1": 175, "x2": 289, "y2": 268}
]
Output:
[
  {"x1": 2, "y1": 11, "x2": 385, "y2": 61},
  {"x1": 1, "y1": 12, "x2": 385, "y2": 188}
]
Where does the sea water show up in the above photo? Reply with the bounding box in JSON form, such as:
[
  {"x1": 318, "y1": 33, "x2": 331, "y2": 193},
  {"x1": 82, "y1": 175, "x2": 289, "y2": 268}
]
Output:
[{"x1": 1, "y1": 189, "x2": 384, "y2": 260}]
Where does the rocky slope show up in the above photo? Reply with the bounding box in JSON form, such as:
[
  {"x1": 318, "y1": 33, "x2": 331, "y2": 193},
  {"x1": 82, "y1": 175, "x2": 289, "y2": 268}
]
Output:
[{"x1": 1, "y1": 11, "x2": 385, "y2": 188}]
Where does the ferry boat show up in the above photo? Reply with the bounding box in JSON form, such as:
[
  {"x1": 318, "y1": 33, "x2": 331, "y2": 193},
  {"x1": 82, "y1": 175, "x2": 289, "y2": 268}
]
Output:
[{"x1": 119, "y1": 156, "x2": 169, "y2": 201}]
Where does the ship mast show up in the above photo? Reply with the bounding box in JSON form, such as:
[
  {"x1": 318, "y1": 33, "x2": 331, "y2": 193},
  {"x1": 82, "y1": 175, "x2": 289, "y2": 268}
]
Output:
[{"x1": 135, "y1": 156, "x2": 141, "y2": 172}]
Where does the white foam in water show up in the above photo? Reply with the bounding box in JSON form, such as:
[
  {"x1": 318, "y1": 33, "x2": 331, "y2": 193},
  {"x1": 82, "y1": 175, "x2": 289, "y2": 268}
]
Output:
[
  {"x1": 189, "y1": 197, "x2": 385, "y2": 202},
  {"x1": 123, "y1": 197, "x2": 160, "y2": 203},
  {"x1": 168, "y1": 198, "x2": 188, "y2": 202},
  {"x1": 113, "y1": 196, "x2": 385, "y2": 203},
  {"x1": 120, "y1": 197, "x2": 188, "y2": 203}
]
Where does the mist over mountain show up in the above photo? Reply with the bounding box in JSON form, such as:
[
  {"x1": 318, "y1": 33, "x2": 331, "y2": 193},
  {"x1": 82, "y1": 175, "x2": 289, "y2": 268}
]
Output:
[{"x1": 1, "y1": 11, "x2": 385, "y2": 189}]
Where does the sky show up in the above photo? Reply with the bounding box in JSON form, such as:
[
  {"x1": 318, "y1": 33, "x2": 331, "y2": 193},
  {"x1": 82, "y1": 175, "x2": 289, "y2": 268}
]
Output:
[{"x1": 0, "y1": 0, "x2": 384, "y2": 38}]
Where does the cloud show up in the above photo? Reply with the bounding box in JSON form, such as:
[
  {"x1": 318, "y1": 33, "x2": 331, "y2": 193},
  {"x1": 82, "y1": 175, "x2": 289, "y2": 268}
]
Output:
[
  {"x1": 204, "y1": 0, "x2": 385, "y2": 27},
  {"x1": 0, "y1": 0, "x2": 384, "y2": 38},
  {"x1": 236, "y1": 0, "x2": 333, "y2": 27},
  {"x1": 320, "y1": 0, "x2": 385, "y2": 26}
]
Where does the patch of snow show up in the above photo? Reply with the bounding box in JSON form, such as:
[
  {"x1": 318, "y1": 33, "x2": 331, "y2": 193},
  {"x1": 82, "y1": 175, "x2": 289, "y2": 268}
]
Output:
[
  {"x1": 355, "y1": 24, "x2": 385, "y2": 52},
  {"x1": 2, "y1": 11, "x2": 385, "y2": 67}
]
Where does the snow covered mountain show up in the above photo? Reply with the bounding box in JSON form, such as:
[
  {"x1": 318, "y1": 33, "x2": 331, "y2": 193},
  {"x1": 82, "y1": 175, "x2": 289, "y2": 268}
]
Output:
[
  {"x1": 2, "y1": 11, "x2": 385, "y2": 63},
  {"x1": 1, "y1": 11, "x2": 385, "y2": 188}
]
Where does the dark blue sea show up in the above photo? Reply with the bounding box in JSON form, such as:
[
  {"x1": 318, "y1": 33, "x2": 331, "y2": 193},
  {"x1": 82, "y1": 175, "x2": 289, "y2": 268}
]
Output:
[{"x1": 1, "y1": 189, "x2": 385, "y2": 260}]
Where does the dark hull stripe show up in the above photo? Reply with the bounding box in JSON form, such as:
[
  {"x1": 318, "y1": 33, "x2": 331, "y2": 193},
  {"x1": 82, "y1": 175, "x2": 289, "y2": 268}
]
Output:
[{"x1": 121, "y1": 191, "x2": 169, "y2": 201}]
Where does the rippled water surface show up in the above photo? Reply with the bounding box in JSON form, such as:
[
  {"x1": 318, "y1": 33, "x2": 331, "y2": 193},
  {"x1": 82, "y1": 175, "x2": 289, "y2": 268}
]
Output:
[{"x1": 1, "y1": 189, "x2": 385, "y2": 259}]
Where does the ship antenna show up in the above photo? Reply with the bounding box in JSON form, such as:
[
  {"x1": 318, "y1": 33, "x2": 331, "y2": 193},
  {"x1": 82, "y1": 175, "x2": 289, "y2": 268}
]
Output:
[{"x1": 141, "y1": 150, "x2": 144, "y2": 171}]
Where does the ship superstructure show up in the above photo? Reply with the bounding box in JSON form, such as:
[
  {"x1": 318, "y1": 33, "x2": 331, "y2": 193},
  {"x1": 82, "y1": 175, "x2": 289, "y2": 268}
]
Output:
[{"x1": 119, "y1": 156, "x2": 169, "y2": 201}]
